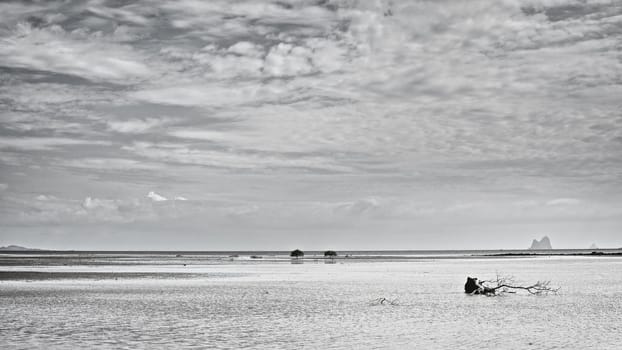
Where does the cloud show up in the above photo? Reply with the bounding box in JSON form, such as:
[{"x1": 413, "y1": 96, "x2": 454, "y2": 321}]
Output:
[
  {"x1": 334, "y1": 197, "x2": 381, "y2": 216},
  {"x1": 0, "y1": 137, "x2": 110, "y2": 151},
  {"x1": 0, "y1": 23, "x2": 152, "y2": 83},
  {"x1": 78, "y1": 196, "x2": 148, "y2": 223},
  {"x1": 147, "y1": 191, "x2": 168, "y2": 202},
  {"x1": 168, "y1": 130, "x2": 234, "y2": 142},
  {"x1": 263, "y1": 43, "x2": 315, "y2": 77},
  {"x1": 2, "y1": 193, "x2": 204, "y2": 225},
  {"x1": 82, "y1": 196, "x2": 118, "y2": 210},
  {"x1": 122, "y1": 141, "x2": 352, "y2": 172},
  {"x1": 1, "y1": 0, "x2": 621, "y2": 248},
  {"x1": 227, "y1": 41, "x2": 264, "y2": 57},
  {"x1": 546, "y1": 198, "x2": 582, "y2": 206},
  {"x1": 129, "y1": 82, "x2": 285, "y2": 107},
  {"x1": 107, "y1": 118, "x2": 168, "y2": 133},
  {"x1": 61, "y1": 158, "x2": 162, "y2": 171}
]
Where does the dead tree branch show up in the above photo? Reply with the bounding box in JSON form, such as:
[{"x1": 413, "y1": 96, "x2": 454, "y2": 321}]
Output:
[
  {"x1": 370, "y1": 297, "x2": 399, "y2": 305},
  {"x1": 466, "y1": 274, "x2": 560, "y2": 296}
]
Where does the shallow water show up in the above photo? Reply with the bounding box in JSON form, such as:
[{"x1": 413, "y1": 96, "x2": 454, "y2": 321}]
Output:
[{"x1": 1, "y1": 257, "x2": 621, "y2": 349}]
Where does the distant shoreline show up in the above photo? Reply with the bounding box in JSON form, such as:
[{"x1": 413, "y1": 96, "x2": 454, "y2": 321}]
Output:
[
  {"x1": 483, "y1": 251, "x2": 622, "y2": 257},
  {"x1": 2, "y1": 250, "x2": 622, "y2": 281},
  {"x1": 1, "y1": 248, "x2": 622, "y2": 255},
  {"x1": 1, "y1": 249, "x2": 622, "y2": 265}
]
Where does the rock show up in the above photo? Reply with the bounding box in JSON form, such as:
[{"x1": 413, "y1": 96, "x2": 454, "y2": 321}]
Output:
[{"x1": 529, "y1": 236, "x2": 552, "y2": 250}]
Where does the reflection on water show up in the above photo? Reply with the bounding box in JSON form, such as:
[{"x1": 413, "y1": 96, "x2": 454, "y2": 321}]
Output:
[{"x1": 1, "y1": 258, "x2": 622, "y2": 349}]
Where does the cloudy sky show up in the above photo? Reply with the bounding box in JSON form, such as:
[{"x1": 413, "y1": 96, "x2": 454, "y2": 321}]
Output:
[{"x1": 1, "y1": 0, "x2": 621, "y2": 250}]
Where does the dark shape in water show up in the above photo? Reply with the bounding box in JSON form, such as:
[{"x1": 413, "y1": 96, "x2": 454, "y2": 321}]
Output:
[
  {"x1": 290, "y1": 249, "x2": 304, "y2": 258},
  {"x1": 324, "y1": 250, "x2": 337, "y2": 257},
  {"x1": 464, "y1": 277, "x2": 495, "y2": 295},
  {"x1": 465, "y1": 276, "x2": 559, "y2": 295}
]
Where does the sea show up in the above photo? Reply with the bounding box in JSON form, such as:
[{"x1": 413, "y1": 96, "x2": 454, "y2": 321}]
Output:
[{"x1": 1, "y1": 250, "x2": 621, "y2": 349}]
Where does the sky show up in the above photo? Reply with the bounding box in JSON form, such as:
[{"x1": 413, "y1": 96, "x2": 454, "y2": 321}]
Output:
[{"x1": 0, "y1": 0, "x2": 621, "y2": 250}]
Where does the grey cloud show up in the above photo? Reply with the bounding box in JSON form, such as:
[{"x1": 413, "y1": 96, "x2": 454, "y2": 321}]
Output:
[
  {"x1": 121, "y1": 141, "x2": 353, "y2": 172},
  {"x1": 1, "y1": 0, "x2": 621, "y2": 249},
  {"x1": 61, "y1": 158, "x2": 163, "y2": 171},
  {"x1": 0, "y1": 23, "x2": 152, "y2": 83},
  {"x1": 107, "y1": 118, "x2": 170, "y2": 133},
  {"x1": 0, "y1": 137, "x2": 111, "y2": 151},
  {"x1": 546, "y1": 198, "x2": 581, "y2": 206}
]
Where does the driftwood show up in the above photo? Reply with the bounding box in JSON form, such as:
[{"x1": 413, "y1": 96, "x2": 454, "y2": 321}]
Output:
[
  {"x1": 465, "y1": 275, "x2": 559, "y2": 296},
  {"x1": 465, "y1": 277, "x2": 495, "y2": 295},
  {"x1": 370, "y1": 297, "x2": 399, "y2": 305}
]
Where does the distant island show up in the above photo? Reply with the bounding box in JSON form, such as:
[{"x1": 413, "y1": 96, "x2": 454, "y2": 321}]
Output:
[
  {"x1": 529, "y1": 236, "x2": 552, "y2": 250},
  {"x1": 0, "y1": 245, "x2": 42, "y2": 251},
  {"x1": 589, "y1": 243, "x2": 598, "y2": 249}
]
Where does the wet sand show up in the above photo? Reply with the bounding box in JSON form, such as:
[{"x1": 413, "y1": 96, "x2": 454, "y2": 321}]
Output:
[
  {"x1": 2, "y1": 249, "x2": 621, "y2": 268},
  {"x1": 2, "y1": 256, "x2": 622, "y2": 349},
  {"x1": 0, "y1": 271, "x2": 206, "y2": 281}
]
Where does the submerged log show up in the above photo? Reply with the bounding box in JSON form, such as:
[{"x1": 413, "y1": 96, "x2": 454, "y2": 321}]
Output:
[
  {"x1": 464, "y1": 277, "x2": 495, "y2": 295},
  {"x1": 465, "y1": 275, "x2": 559, "y2": 296}
]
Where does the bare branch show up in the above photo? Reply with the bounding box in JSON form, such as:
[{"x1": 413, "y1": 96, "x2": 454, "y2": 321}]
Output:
[
  {"x1": 492, "y1": 280, "x2": 560, "y2": 295},
  {"x1": 467, "y1": 275, "x2": 560, "y2": 296},
  {"x1": 370, "y1": 297, "x2": 399, "y2": 305}
]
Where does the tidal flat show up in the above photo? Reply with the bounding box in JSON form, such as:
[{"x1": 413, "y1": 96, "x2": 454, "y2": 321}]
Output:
[{"x1": 1, "y1": 254, "x2": 621, "y2": 349}]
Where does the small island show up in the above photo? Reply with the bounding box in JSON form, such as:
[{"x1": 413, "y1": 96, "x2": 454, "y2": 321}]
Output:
[
  {"x1": 0, "y1": 245, "x2": 41, "y2": 251},
  {"x1": 290, "y1": 249, "x2": 304, "y2": 258},
  {"x1": 324, "y1": 250, "x2": 337, "y2": 258},
  {"x1": 529, "y1": 236, "x2": 552, "y2": 250}
]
